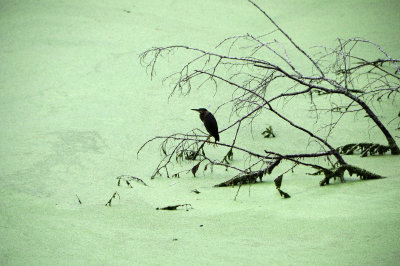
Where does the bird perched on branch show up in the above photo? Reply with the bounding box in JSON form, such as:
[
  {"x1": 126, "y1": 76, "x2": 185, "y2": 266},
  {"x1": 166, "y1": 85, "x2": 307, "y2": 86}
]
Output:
[{"x1": 191, "y1": 108, "x2": 220, "y2": 144}]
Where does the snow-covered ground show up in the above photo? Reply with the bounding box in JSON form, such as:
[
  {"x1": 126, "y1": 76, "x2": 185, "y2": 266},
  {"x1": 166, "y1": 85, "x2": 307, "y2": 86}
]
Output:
[{"x1": 1, "y1": 0, "x2": 399, "y2": 265}]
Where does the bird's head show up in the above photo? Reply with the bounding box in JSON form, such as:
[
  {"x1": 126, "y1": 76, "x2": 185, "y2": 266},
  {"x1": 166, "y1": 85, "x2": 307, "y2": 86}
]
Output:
[{"x1": 191, "y1": 108, "x2": 208, "y2": 114}]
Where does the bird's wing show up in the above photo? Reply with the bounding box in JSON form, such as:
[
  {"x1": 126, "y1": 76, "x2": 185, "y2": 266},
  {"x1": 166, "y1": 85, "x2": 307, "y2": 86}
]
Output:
[{"x1": 203, "y1": 113, "x2": 219, "y2": 140}]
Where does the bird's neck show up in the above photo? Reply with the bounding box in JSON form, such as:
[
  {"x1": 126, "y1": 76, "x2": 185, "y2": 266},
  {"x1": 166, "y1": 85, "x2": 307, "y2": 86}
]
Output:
[{"x1": 200, "y1": 112, "x2": 207, "y2": 121}]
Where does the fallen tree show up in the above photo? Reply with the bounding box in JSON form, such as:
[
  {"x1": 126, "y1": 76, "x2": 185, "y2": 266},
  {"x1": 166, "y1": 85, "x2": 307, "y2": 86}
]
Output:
[{"x1": 137, "y1": 0, "x2": 397, "y2": 193}]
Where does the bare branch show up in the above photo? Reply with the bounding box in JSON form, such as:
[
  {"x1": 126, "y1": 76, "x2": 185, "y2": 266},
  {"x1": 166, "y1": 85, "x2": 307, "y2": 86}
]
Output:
[
  {"x1": 248, "y1": 0, "x2": 325, "y2": 76},
  {"x1": 136, "y1": 1, "x2": 393, "y2": 192}
]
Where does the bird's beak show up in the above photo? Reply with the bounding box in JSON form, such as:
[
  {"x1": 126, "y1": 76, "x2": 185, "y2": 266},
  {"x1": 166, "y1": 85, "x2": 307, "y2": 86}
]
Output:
[{"x1": 191, "y1": 109, "x2": 200, "y2": 112}]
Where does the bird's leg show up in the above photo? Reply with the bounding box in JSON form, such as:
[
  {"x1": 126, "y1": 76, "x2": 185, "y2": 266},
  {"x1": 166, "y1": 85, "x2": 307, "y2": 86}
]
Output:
[{"x1": 206, "y1": 135, "x2": 211, "y2": 144}]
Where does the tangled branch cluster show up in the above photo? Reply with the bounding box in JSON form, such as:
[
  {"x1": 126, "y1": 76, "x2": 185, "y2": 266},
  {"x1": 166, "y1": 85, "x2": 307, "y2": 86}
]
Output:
[{"x1": 137, "y1": 0, "x2": 399, "y2": 189}]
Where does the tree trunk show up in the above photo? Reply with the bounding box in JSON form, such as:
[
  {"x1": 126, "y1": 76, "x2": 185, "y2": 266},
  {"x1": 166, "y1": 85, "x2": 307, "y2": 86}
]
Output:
[{"x1": 343, "y1": 91, "x2": 400, "y2": 155}]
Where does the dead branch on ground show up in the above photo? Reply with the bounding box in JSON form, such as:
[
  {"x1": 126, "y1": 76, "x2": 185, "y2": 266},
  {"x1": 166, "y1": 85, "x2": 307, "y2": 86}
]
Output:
[{"x1": 137, "y1": 0, "x2": 393, "y2": 194}]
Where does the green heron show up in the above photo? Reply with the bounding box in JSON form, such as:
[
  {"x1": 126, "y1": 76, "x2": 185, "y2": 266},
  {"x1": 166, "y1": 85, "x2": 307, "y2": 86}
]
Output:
[{"x1": 191, "y1": 108, "x2": 220, "y2": 143}]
